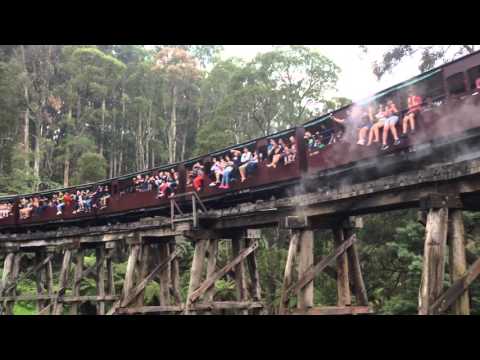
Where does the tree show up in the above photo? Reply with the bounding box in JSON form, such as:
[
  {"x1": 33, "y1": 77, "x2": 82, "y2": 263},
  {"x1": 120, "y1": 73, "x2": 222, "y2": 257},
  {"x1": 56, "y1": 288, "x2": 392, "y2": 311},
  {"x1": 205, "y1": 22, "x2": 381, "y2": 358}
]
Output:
[
  {"x1": 152, "y1": 47, "x2": 202, "y2": 163},
  {"x1": 363, "y1": 45, "x2": 479, "y2": 80},
  {"x1": 74, "y1": 152, "x2": 108, "y2": 184}
]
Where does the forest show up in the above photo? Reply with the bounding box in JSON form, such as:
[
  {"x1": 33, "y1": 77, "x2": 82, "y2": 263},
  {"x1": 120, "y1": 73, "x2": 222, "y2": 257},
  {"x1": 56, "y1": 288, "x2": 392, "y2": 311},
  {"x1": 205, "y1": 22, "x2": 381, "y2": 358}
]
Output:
[{"x1": 0, "y1": 45, "x2": 479, "y2": 315}]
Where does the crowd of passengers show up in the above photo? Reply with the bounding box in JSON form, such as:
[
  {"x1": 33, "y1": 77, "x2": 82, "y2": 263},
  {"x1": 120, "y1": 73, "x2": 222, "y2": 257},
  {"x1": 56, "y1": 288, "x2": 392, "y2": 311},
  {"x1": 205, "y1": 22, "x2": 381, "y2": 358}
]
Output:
[
  {"x1": 17, "y1": 186, "x2": 111, "y2": 220},
  {"x1": 187, "y1": 136, "x2": 297, "y2": 191},
  {"x1": 305, "y1": 89, "x2": 425, "y2": 152},
  {"x1": 0, "y1": 202, "x2": 13, "y2": 219},
  {"x1": 129, "y1": 169, "x2": 179, "y2": 199}
]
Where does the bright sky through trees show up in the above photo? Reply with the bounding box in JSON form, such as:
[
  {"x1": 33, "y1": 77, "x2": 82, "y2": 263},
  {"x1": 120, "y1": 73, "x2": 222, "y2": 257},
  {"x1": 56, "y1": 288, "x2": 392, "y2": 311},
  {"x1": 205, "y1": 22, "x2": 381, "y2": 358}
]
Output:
[{"x1": 221, "y1": 45, "x2": 423, "y2": 103}]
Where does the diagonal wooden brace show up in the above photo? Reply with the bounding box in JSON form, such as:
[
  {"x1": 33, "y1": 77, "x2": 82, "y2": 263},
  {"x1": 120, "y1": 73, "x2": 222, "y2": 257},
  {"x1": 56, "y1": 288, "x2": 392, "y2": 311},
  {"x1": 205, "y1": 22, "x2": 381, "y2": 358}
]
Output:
[
  {"x1": 107, "y1": 249, "x2": 180, "y2": 315},
  {"x1": 284, "y1": 234, "x2": 357, "y2": 298},
  {"x1": 188, "y1": 240, "x2": 259, "y2": 304},
  {"x1": 430, "y1": 256, "x2": 480, "y2": 314}
]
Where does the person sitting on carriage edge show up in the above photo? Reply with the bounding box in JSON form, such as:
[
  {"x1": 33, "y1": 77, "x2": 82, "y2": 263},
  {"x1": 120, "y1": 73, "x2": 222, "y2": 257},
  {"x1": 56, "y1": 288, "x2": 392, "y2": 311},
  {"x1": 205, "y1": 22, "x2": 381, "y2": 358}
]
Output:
[
  {"x1": 331, "y1": 105, "x2": 368, "y2": 145},
  {"x1": 381, "y1": 99, "x2": 401, "y2": 151},
  {"x1": 401, "y1": 89, "x2": 423, "y2": 137}
]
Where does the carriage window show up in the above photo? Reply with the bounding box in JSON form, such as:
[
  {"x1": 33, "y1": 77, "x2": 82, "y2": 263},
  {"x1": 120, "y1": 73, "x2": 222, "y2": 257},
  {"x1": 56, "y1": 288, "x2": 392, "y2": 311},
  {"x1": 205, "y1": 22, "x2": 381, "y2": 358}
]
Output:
[
  {"x1": 446, "y1": 73, "x2": 466, "y2": 95},
  {"x1": 467, "y1": 65, "x2": 480, "y2": 90}
]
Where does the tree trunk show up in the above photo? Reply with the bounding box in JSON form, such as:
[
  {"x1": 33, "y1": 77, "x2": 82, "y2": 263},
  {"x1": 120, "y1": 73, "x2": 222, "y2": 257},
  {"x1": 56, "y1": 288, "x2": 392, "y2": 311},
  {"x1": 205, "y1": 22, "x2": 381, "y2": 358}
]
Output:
[
  {"x1": 33, "y1": 120, "x2": 42, "y2": 187},
  {"x1": 169, "y1": 84, "x2": 177, "y2": 163},
  {"x1": 100, "y1": 98, "x2": 106, "y2": 157},
  {"x1": 63, "y1": 108, "x2": 72, "y2": 187}
]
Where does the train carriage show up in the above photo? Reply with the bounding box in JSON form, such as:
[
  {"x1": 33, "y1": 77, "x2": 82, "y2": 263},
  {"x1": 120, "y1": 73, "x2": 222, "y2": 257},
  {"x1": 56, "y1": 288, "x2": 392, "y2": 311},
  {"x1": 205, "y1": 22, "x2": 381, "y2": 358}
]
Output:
[{"x1": 2, "y1": 50, "x2": 480, "y2": 232}]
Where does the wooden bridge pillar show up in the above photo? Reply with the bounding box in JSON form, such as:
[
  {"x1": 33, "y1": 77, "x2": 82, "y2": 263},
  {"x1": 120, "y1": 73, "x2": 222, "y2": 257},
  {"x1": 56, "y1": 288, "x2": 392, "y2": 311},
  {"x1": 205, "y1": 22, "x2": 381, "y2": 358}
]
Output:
[
  {"x1": 297, "y1": 229, "x2": 314, "y2": 310},
  {"x1": 279, "y1": 216, "x2": 370, "y2": 315},
  {"x1": 447, "y1": 210, "x2": 470, "y2": 315},
  {"x1": 1, "y1": 251, "x2": 20, "y2": 315},
  {"x1": 418, "y1": 194, "x2": 463, "y2": 315}
]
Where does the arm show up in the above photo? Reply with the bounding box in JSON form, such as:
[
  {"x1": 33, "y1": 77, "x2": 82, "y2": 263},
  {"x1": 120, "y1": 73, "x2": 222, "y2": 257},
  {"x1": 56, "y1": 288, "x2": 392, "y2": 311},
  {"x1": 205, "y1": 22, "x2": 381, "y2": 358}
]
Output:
[{"x1": 331, "y1": 116, "x2": 345, "y2": 124}]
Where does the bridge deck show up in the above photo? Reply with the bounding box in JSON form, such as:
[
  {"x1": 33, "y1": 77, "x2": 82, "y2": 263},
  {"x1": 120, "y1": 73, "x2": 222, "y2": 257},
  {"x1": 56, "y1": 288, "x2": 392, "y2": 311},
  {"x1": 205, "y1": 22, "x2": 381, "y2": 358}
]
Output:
[{"x1": 2, "y1": 154, "x2": 480, "y2": 251}]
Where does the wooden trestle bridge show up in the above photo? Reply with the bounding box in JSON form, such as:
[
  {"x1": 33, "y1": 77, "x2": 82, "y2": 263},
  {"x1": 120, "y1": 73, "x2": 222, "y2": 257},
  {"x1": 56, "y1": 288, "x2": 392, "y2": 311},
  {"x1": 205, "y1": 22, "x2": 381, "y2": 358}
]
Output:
[{"x1": 2, "y1": 143, "x2": 480, "y2": 315}]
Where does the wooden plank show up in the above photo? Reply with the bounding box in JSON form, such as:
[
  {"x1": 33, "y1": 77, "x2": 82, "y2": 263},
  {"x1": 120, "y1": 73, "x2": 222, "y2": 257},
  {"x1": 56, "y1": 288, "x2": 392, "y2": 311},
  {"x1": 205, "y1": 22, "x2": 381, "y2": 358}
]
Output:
[
  {"x1": 70, "y1": 249, "x2": 84, "y2": 315},
  {"x1": 290, "y1": 306, "x2": 371, "y2": 315},
  {"x1": 297, "y1": 230, "x2": 314, "y2": 310},
  {"x1": 418, "y1": 207, "x2": 448, "y2": 315},
  {"x1": 185, "y1": 239, "x2": 208, "y2": 313},
  {"x1": 188, "y1": 240, "x2": 259, "y2": 304},
  {"x1": 96, "y1": 246, "x2": 106, "y2": 315},
  {"x1": 116, "y1": 302, "x2": 264, "y2": 315},
  {"x1": 344, "y1": 227, "x2": 368, "y2": 306},
  {"x1": 53, "y1": 249, "x2": 72, "y2": 315},
  {"x1": 279, "y1": 232, "x2": 299, "y2": 314},
  {"x1": 430, "y1": 256, "x2": 480, "y2": 314},
  {"x1": 333, "y1": 227, "x2": 351, "y2": 306},
  {"x1": 232, "y1": 235, "x2": 248, "y2": 314},
  {"x1": 285, "y1": 234, "x2": 357, "y2": 298},
  {"x1": 447, "y1": 210, "x2": 470, "y2": 315},
  {"x1": 3, "y1": 254, "x2": 22, "y2": 315},
  {"x1": 0, "y1": 294, "x2": 119, "y2": 302}
]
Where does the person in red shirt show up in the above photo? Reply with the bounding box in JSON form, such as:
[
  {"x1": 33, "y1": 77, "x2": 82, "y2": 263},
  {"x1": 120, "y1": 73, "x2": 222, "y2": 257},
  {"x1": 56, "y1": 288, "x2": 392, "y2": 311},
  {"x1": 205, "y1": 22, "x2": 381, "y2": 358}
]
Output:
[{"x1": 402, "y1": 89, "x2": 422, "y2": 136}]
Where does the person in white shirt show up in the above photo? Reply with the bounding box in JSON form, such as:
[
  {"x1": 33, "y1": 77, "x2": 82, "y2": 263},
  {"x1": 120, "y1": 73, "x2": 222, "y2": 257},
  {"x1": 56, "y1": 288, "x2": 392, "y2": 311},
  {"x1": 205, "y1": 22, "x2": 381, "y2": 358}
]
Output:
[{"x1": 239, "y1": 147, "x2": 253, "y2": 182}]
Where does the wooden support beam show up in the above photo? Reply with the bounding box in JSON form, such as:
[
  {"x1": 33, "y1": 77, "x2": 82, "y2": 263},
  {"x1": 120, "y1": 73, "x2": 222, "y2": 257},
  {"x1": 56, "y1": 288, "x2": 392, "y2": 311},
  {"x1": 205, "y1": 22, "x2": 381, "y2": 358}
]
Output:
[
  {"x1": 169, "y1": 241, "x2": 182, "y2": 305},
  {"x1": 53, "y1": 249, "x2": 72, "y2": 315},
  {"x1": 297, "y1": 230, "x2": 314, "y2": 310},
  {"x1": 419, "y1": 207, "x2": 448, "y2": 315},
  {"x1": 185, "y1": 239, "x2": 208, "y2": 314},
  {"x1": 122, "y1": 244, "x2": 140, "y2": 303},
  {"x1": 158, "y1": 242, "x2": 171, "y2": 306},
  {"x1": 290, "y1": 306, "x2": 372, "y2": 315},
  {"x1": 2, "y1": 254, "x2": 22, "y2": 315},
  {"x1": 107, "y1": 249, "x2": 179, "y2": 315},
  {"x1": 285, "y1": 234, "x2": 357, "y2": 299},
  {"x1": 279, "y1": 231, "x2": 299, "y2": 314},
  {"x1": 106, "y1": 249, "x2": 115, "y2": 296},
  {"x1": 188, "y1": 240, "x2": 259, "y2": 305},
  {"x1": 96, "y1": 246, "x2": 106, "y2": 315},
  {"x1": 344, "y1": 227, "x2": 368, "y2": 306},
  {"x1": 245, "y1": 238, "x2": 262, "y2": 302},
  {"x1": 135, "y1": 243, "x2": 150, "y2": 307},
  {"x1": 232, "y1": 235, "x2": 249, "y2": 314},
  {"x1": 35, "y1": 251, "x2": 47, "y2": 313},
  {"x1": 70, "y1": 249, "x2": 84, "y2": 315},
  {"x1": 333, "y1": 227, "x2": 351, "y2": 306},
  {"x1": 0, "y1": 294, "x2": 119, "y2": 302},
  {"x1": 430, "y1": 256, "x2": 480, "y2": 314},
  {"x1": 205, "y1": 239, "x2": 218, "y2": 304},
  {"x1": 447, "y1": 210, "x2": 470, "y2": 315}
]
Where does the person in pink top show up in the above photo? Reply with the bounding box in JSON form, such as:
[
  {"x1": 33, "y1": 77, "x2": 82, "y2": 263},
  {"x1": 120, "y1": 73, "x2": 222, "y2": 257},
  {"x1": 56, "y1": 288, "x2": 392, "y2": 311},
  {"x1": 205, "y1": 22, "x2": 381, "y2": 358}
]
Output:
[{"x1": 402, "y1": 89, "x2": 423, "y2": 136}]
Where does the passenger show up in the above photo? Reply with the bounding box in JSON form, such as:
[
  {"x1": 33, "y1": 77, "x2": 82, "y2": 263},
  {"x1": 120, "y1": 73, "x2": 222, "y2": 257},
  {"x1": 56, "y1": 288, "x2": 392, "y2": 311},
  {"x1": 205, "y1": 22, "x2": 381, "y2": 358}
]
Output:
[
  {"x1": 367, "y1": 104, "x2": 386, "y2": 146},
  {"x1": 245, "y1": 151, "x2": 259, "y2": 177},
  {"x1": 209, "y1": 157, "x2": 224, "y2": 187},
  {"x1": 83, "y1": 190, "x2": 93, "y2": 212},
  {"x1": 100, "y1": 186, "x2": 110, "y2": 209},
  {"x1": 402, "y1": 89, "x2": 423, "y2": 136},
  {"x1": 238, "y1": 147, "x2": 253, "y2": 182},
  {"x1": 356, "y1": 106, "x2": 373, "y2": 146},
  {"x1": 267, "y1": 139, "x2": 285, "y2": 168},
  {"x1": 381, "y1": 100, "x2": 401, "y2": 151},
  {"x1": 56, "y1": 192, "x2": 65, "y2": 215},
  {"x1": 331, "y1": 105, "x2": 366, "y2": 145},
  {"x1": 19, "y1": 198, "x2": 33, "y2": 219},
  {"x1": 267, "y1": 139, "x2": 277, "y2": 163},
  {"x1": 219, "y1": 155, "x2": 235, "y2": 189},
  {"x1": 476, "y1": 77, "x2": 480, "y2": 90},
  {"x1": 288, "y1": 136, "x2": 297, "y2": 163},
  {"x1": 193, "y1": 171, "x2": 204, "y2": 192}
]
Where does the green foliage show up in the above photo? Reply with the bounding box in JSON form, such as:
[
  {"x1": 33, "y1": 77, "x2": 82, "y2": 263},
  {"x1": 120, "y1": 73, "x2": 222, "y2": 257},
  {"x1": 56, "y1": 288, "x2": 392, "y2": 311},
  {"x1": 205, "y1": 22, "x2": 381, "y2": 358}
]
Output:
[{"x1": 73, "y1": 152, "x2": 108, "y2": 184}]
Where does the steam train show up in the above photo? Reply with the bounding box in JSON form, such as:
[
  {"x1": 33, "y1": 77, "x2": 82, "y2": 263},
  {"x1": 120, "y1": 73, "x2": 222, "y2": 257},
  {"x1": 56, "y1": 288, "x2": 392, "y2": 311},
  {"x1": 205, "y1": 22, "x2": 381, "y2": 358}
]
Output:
[{"x1": 2, "y1": 50, "x2": 480, "y2": 232}]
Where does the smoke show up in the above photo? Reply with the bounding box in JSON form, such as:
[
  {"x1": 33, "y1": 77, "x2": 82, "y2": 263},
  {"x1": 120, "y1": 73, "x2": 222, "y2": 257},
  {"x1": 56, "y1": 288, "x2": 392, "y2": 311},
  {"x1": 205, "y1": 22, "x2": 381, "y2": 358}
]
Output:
[{"x1": 288, "y1": 94, "x2": 480, "y2": 219}]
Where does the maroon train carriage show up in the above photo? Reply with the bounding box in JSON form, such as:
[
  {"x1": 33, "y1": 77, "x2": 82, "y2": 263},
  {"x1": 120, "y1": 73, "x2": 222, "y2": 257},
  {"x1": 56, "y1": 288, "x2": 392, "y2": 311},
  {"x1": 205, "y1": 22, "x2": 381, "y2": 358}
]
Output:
[{"x1": 2, "y1": 50, "x2": 480, "y2": 232}]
